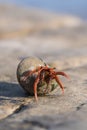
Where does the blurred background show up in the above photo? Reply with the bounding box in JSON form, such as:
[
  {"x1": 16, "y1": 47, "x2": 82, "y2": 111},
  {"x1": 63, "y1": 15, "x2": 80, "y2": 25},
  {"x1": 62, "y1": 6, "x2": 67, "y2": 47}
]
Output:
[
  {"x1": 0, "y1": 1, "x2": 87, "y2": 129},
  {"x1": 0, "y1": 0, "x2": 87, "y2": 67},
  {"x1": 0, "y1": 0, "x2": 87, "y2": 19}
]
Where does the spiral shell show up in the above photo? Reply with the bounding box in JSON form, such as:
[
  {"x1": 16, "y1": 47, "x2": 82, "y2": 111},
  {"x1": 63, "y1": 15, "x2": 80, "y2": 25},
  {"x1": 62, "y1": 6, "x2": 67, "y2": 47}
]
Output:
[{"x1": 17, "y1": 57, "x2": 58, "y2": 96}]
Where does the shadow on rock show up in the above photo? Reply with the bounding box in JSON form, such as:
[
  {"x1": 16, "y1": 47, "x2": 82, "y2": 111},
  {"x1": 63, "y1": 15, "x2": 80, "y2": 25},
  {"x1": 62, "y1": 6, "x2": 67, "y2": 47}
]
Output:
[{"x1": 0, "y1": 82, "x2": 27, "y2": 97}]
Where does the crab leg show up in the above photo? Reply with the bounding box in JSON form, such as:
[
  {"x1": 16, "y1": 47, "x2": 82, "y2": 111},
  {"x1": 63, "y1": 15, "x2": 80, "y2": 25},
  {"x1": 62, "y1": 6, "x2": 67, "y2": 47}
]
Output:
[
  {"x1": 22, "y1": 66, "x2": 42, "y2": 81},
  {"x1": 33, "y1": 67, "x2": 52, "y2": 100},
  {"x1": 33, "y1": 67, "x2": 43, "y2": 101},
  {"x1": 56, "y1": 71, "x2": 70, "y2": 79},
  {"x1": 54, "y1": 75, "x2": 64, "y2": 94},
  {"x1": 33, "y1": 75, "x2": 40, "y2": 101}
]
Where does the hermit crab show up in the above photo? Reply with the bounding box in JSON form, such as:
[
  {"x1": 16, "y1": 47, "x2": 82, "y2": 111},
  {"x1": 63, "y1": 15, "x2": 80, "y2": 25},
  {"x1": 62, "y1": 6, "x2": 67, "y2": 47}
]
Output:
[{"x1": 17, "y1": 57, "x2": 69, "y2": 101}]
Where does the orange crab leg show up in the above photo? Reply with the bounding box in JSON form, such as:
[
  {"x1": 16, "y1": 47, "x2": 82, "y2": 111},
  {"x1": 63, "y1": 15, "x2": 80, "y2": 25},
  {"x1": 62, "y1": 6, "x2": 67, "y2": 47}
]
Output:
[
  {"x1": 56, "y1": 71, "x2": 70, "y2": 79},
  {"x1": 33, "y1": 75, "x2": 40, "y2": 101},
  {"x1": 33, "y1": 67, "x2": 51, "y2": 100},
  {"x1": 22, "y1": 66, "x2": 42, "y2": 81},
  {"x1": 33, "y1": 67, "x2": 44, "y2": 101},
  {"x1": 54, "y1": 75, "x2": 64, "y2": 94}
]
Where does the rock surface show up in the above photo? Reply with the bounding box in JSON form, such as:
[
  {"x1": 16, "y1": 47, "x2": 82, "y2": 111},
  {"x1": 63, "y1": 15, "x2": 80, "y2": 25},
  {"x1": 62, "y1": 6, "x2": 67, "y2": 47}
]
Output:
[{"x1": 0, "y1": 4, "x2": 87, "y2": 130}]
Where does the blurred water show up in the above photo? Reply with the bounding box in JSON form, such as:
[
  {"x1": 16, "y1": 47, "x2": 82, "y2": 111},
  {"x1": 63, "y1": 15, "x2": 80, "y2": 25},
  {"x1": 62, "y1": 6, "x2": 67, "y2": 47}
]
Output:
[{"x1": 0, "y1": 0, "x2": 87, "y2": 19}]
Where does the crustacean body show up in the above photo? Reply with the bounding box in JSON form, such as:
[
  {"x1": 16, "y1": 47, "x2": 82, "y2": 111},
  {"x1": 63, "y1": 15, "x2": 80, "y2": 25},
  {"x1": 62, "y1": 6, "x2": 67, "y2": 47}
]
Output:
[{"x1": 17, "y1": 57, "x2": 69, "y2": 101}]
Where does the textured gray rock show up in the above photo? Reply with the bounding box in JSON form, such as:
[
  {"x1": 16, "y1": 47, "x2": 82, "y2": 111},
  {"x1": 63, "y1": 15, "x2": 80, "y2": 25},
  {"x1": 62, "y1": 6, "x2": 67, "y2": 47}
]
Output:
[{"x1": 0, "y1": 4, "x2": 87, "y2": 130}]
